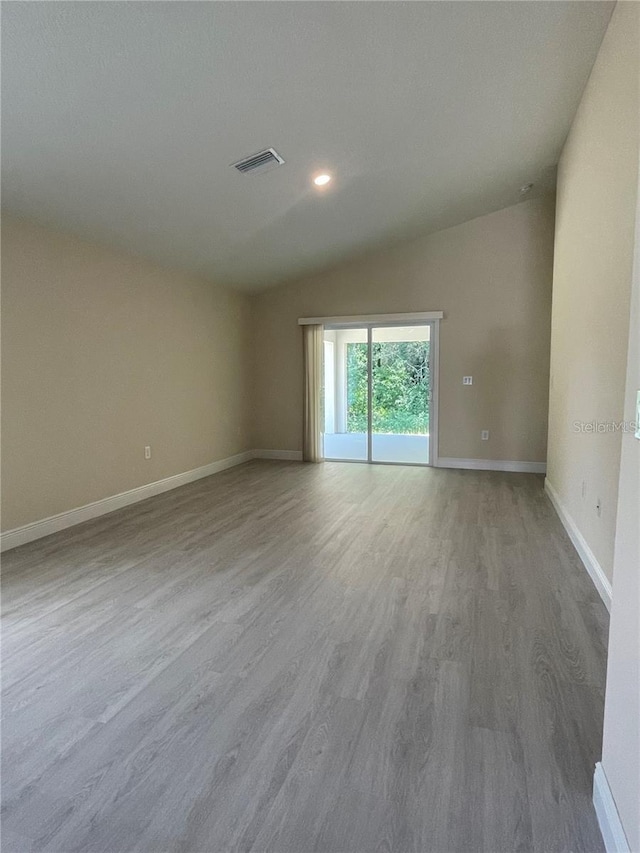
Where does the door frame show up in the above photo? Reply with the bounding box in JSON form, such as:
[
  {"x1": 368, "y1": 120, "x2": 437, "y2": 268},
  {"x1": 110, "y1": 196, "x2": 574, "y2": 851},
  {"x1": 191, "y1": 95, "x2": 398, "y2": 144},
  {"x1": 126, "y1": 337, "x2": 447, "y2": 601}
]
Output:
[{"x1": 318, "y1": 315, "x2": 441, "y2": 467}]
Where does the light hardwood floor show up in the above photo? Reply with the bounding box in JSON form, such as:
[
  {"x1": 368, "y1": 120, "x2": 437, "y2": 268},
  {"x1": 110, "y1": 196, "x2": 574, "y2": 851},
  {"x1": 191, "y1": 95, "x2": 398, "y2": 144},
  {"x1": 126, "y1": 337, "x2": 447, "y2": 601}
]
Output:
[{"x1": 1, "y1": 461, "x2": 608, "y2": 853}]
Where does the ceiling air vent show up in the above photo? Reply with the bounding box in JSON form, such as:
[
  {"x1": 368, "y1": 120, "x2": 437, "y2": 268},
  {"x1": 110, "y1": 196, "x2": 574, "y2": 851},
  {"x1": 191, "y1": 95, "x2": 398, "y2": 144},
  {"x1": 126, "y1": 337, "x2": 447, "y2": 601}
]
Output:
[{"x1": 232, "y1": 148, "x2": 285, "y2": 175}]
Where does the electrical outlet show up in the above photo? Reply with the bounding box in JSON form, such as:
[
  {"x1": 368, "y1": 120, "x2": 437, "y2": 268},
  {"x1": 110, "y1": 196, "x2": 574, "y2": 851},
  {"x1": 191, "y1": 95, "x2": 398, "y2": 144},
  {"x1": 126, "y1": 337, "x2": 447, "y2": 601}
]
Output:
[
  {"x1": 463, "y1": 376, "x2": 473, "y2": 385},
  {"x1": 144, "y1": 446, "x2": 151, "y2": 460},
  {"x1": 481, "y1": 430, "x2": 489, "y2": 440}
]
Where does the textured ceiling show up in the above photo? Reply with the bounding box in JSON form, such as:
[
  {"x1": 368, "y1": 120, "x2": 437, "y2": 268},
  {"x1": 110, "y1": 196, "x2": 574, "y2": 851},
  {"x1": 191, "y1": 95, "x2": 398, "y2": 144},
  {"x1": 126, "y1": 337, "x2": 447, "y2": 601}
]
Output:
[{"x1": 2, "y1": 2, "x2": 613, "y2": 291}]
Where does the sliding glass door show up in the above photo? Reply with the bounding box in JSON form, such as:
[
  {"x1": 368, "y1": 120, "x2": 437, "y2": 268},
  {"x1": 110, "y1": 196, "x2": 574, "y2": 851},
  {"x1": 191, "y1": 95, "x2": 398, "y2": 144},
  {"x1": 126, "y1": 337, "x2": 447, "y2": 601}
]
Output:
[
  {"x1": 371, "y1": 325, "x2": 430, "y2": 464},
  {"x1": 323, "y1": 322, "x2": 433, "y2": 466},
  {"x1": 323, "y1": 327, "x2": 369, "y2": 461}
]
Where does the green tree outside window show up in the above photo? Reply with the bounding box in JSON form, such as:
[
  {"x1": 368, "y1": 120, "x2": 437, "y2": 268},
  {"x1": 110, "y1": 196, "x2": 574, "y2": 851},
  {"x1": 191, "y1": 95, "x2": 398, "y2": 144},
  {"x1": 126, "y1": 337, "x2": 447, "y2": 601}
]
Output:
[{"x1": 346, "y1": 341, "x2": 430, "y2": 434}]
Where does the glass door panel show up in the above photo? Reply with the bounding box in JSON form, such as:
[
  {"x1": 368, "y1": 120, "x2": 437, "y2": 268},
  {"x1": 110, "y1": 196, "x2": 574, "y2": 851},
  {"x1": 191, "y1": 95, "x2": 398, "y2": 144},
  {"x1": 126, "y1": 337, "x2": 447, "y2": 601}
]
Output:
[
  {"x1": 323, "y1": 327, "x2": 369, "y2": 461},
  {"x1": 371, "y1": 325, "x2": 430, "y2": 464}
]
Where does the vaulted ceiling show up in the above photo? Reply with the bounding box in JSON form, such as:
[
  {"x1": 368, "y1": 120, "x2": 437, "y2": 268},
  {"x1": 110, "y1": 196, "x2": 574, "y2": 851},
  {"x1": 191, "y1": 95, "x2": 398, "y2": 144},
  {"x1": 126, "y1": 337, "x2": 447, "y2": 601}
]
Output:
[{"x1": 2, "y1": 2, "x2": 614, "y2": 290}]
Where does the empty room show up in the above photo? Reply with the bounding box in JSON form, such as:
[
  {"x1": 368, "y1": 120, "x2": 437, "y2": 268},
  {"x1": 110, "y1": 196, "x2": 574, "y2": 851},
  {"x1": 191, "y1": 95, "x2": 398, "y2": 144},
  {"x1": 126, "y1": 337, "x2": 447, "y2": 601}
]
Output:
[{"x1": 1, "y1": 2, "x2": 638, "y2": 852}]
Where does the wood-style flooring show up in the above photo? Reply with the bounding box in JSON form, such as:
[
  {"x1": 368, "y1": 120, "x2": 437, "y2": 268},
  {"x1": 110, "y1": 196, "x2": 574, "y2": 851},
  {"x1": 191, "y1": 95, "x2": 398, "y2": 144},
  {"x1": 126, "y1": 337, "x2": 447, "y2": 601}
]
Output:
[{"x1": 1, "y1": 460, "x2": 609, "y2": 852}]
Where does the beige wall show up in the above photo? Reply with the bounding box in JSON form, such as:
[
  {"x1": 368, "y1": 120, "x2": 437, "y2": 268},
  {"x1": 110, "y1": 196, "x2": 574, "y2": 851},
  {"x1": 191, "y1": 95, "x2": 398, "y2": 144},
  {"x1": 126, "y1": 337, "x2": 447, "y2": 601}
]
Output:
[
  {"x1": 602, "y1": 173, "x2": 640, "y2": 853},
  {"x1": 251, "y1": 195, "x2": 555, "y2": 462},
  {"x1": 547, "y1": 3, "x2": 640, "y2": 844},
  {"x1": 1, "y1": 216, "x2": 252, "y2": 531},
  {"x1": 546, "y1": 0, "x2": 639, "y2": 583}
]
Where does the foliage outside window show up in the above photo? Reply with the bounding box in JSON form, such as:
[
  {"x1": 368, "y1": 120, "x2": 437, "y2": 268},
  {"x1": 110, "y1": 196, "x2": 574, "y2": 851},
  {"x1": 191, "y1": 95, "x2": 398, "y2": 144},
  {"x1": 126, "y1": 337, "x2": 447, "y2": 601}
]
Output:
[{"x1": 347, "y1": 341, "x2": 430, "y2": 434}]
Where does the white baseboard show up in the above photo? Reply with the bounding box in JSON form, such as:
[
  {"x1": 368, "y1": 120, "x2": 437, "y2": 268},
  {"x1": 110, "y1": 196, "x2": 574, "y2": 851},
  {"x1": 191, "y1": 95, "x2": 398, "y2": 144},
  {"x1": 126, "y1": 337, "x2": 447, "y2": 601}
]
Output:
[
  {"x1": 0, "y1": 450, "x2": 254, "y2": 553},
  {"x1": 253, "y1": 449, "x2": 303, "y2": 461},
  {"x1": 593, "y1": 763, "x2": 630, "y2": 852},
  {"x1": 436, "y1": 457, "x2": 547, "y2": 474},
  {"x1": 544, "y1": 479, "x2": 612, "y2": 611}
]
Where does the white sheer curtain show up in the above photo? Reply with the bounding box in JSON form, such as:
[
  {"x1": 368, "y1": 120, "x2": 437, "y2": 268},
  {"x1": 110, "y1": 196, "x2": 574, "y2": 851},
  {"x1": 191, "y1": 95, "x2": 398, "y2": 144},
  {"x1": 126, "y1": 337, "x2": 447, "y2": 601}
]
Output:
[{"x1": 302, "y1": 323, "x2": 324, "y2": 463}]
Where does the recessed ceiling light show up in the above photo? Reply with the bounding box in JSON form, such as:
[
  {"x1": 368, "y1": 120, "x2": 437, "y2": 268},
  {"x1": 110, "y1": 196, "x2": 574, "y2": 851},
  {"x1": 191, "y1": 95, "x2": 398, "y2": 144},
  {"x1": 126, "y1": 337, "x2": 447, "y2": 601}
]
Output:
[{"x1": 313, "y1": 174, "x2": 332, "y2": 187}]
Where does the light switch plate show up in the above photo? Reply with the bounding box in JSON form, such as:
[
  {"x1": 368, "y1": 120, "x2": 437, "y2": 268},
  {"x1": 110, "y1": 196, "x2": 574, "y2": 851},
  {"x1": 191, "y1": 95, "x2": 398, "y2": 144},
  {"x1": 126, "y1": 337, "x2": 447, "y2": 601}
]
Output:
[{"x1": 463, "y1": 376, "x2": 473, "y2": 385}]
